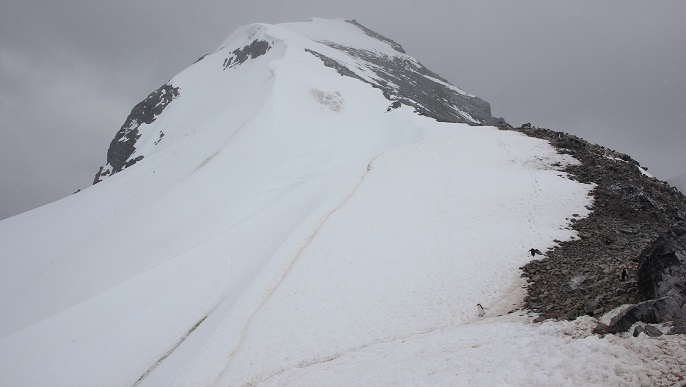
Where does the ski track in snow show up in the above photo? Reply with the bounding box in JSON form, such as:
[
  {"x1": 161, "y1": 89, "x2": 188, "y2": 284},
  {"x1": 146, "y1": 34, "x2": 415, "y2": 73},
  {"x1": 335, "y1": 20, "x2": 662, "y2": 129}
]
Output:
[
  {"x1": 259, "y1": 321, "x2": 463, "y2": 385},
  {"x1": 211, "y1": 154, "x2": 381, "y2": 385}
]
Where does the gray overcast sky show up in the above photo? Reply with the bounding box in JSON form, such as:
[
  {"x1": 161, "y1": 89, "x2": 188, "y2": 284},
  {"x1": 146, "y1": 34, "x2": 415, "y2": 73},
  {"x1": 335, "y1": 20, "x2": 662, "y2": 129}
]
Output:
[{"x1": 1, "y1": 0, "x2": 685, "y2": 220}]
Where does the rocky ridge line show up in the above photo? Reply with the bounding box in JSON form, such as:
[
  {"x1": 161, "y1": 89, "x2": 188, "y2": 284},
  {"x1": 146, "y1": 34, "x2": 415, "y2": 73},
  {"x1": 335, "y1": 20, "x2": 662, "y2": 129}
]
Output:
[{"x1": 506, "y1": 123, "x2": 686, "y2": 329}]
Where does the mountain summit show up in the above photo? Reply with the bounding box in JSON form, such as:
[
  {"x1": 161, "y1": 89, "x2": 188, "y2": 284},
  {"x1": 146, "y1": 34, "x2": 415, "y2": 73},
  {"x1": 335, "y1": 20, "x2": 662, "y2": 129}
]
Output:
[
  {"x1": 93, "y1": 18, "x2": 498, "y2": 184},
  {"x1": 2, "y1": 18, "x2": 685, "y2": 386}
]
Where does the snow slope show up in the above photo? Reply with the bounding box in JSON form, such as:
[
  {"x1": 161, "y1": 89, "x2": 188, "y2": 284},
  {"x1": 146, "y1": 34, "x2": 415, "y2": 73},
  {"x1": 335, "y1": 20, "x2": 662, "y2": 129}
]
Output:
[{"x1": 1, "y1": 18, "x2": 684, "y2": 386}]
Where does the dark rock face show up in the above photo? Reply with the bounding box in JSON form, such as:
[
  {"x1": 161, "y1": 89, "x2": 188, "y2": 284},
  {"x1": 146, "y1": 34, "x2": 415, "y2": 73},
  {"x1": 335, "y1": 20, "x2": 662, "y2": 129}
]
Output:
[
  {"x1": 593, "y1": 228, "x2": 686, "y2": 334},
  {"x1": 93, "y1": 39, "x2": 271, "y2": 184},
  {"x1": 304, "y1": 49, "x2": 366, "y2": 83},
  {"x1": 304, "y1": 20, "x2": 497, "y2": 126},
  {"x1": 93, "y1": 84, "x2": 179, "y2": 184},
  {"x1": 671, "y1": 311, "x2": 686, "y2": 334},
  {"x1": 515, "y1": 125, "x2": 686, "y2": 323},
  {"x1": 637, "y1": 228, "x2": 686, "y2": 300},
  {"x1": 222, "y1": 40, "x2": 271, "y2": 70},
  {"x1": 643, "y1": 324, "x2": 664, "y2": 337},
  {"x1": 593, "y1": 297, "x2": 682, "y2": 334},
  {"x1": 306, "y1": 43, "x2": 495, "y2": 125}
]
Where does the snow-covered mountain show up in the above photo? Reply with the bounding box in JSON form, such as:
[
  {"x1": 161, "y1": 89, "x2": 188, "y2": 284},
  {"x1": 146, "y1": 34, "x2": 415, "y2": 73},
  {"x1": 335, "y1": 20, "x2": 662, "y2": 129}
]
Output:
[
  {"x1": 1, "y1": 18, "x2": 684, "y2": 386},
  {"x1": 92, "y1": 19, "x2": 497, "y2": 184}
]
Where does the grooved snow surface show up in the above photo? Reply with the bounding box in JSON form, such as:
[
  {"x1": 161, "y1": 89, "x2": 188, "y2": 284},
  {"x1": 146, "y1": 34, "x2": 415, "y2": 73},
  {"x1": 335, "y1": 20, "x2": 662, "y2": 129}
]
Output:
[{"x1": 1, "y1": 18, "x2": 685, "y2": 386}]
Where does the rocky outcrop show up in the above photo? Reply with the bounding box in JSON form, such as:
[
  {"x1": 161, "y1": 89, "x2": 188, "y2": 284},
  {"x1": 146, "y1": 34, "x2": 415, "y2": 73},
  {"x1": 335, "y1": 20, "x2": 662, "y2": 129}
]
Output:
[
  {"x1": 93, "y1": 84, "x2": 179, "y2": 184},
  {"x1": 222, "y1": 40, "x2": 271, "y2": 70},
  {"x1": 637, "y1": 228, "x2": 686, "y2": 300},
  {"x1": 305, "y1": 20, "x2": 498, "y2": 126},
  {"x1": 590, "y1": 227, "x2": 686, "y2": 334},
  {"x1": 593, "y1": 297, "x2": 682, "y2": 334},
  {"x1": 307, "y1": 42, "x2": 496, "y2": 125},
  {"x1": 514, "y1": 125, "x2": 686, "y2": 325}
]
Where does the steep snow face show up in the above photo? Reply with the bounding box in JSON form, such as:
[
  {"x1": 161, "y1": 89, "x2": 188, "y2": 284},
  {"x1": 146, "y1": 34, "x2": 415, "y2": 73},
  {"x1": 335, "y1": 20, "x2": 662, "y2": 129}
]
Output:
[
  {"x1": 93, "y1": 18, "x2": 496, "y2": 183},
  {"x1": 3, "y1": 18, "x2": 680, "y2": 387}
]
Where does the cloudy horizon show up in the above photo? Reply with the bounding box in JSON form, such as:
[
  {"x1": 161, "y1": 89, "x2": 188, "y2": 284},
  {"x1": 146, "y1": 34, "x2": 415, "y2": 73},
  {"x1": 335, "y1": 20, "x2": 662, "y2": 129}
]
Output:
[{"x1": 1, "y1": 0, "x2": 685, "y2": 220}]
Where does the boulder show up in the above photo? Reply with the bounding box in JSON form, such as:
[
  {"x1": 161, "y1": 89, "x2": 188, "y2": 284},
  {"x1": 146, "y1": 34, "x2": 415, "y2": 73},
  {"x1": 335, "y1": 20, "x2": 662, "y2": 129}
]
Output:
[
  {"x1": 593, "y1": 297, "x2": 683, "y2": 334},
  {"x1": 637, "y1": 228, "x2": 686, "y2": 301},
  {"x1": 643, "y1": 324, "x2": 664, "y2": 337},
  {"x1": 669, "y1": 308, "x2": 686, "y2": 334}
]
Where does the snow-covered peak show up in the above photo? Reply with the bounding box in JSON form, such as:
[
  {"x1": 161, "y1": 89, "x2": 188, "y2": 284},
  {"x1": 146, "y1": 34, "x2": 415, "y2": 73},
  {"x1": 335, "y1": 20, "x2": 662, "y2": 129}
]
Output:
[
  {"x1": 279, "y1": 18, "x2": 407, "y2": 55},
  {"x1": 92, "y1": 18, "x2": 496, "y2": 184},
  {"x1": 217, "y1": 23, "x2": 272, "y2": 51},
  {"x1": 217, "y1": 18, "x2": 406, "y2": 57}
]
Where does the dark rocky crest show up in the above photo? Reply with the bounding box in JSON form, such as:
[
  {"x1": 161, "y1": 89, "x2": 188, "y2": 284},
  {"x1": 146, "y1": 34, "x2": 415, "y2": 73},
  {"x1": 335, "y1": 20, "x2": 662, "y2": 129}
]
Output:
[
  {"x1": 222, "y1": 40, "x2": 271, "y2": 70},
  {"x1": 305, "y1": 42, "x2": 496, "y2": 125},
  {"x1": 514, "y1": 125, "x2": 686, "y2": 335},
  {"x1": 637, "y1": 228, "x2": 686, "y2": 300},
  {"x1": 93, "y1": 84, "x2": 179, "y2": 184}
]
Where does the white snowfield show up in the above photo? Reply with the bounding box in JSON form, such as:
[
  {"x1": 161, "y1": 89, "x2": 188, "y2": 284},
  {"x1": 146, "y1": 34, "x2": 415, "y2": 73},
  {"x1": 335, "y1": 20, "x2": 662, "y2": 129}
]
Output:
[{"x1": 1, "y1": 18, "x2": 684, "y2": 386}]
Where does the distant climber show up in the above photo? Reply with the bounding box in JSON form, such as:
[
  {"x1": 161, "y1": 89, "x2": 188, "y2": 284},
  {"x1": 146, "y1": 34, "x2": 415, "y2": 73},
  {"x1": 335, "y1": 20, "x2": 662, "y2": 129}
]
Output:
[
  {"x1": 529, "y1": 248, "x2": 542, "y2": 257},
  {"x1": 476, "y1": 303, "x2": 485, "y2": 317}
]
